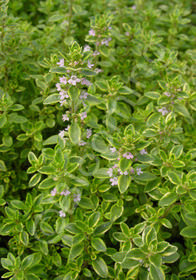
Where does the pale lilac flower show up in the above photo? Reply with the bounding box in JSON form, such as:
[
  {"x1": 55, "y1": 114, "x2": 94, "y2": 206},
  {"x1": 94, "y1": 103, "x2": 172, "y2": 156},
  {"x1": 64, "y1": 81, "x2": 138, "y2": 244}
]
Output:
[
  {"x1": 59, "y1": 210, "x2": 66, "y2": 217},
  {"x1": 124, "y1": 171, "x2": 128, "y2": 175},
  {"x1": 60, "y1": 100, "x2": 67, "y2": 106},
  {"x1": 125, "y1": 32, "x2": 130, "y2": 36},
  {"x1": 158, "y1": 107, "x2": 168, "y2": 116},
  {"x1": 110, "y1": 147, "x2": 116, "y2": 153},
  {"x1": 65, "y1": 125, "x2": 70, "y2": 131},
  {"x1": 136, "y1": 168, "x2": 143, "y2": 175},
  {"x1": 74, "y1": 61, "x2": 78, "y2": 66},
  {"x1": 84, "y1": 45, "x2": 91, "y2": 52},
  {"x1": 140, "y1": 149, "x2": 147, "y2": 155},
  {"x1": 86, "y1": 129, "x2": 92, "y2": 139},
  {"x1": 112, "y1": 164, "x2": 118, "y2": 169},
  {"x1": 110, "y1": 177, "x2": 118, "y2": 186},
  {"x1": 123, "y1": 152, "x2": 134, "y2": 159},
  {"x1": 68, "y1": 75, "x2": 80, "y2": 86},
  {"x1": 108, "y1": 26, "x2": 112, "y2": 30},
  {"x1": 57, "y1": 59, "x2": 64, "y2": 67},
  {"x1": 62, "y1": 20, "x2": 68, "y2": 25},
  {"x1": 139, "y1": 260, "x2": 143, "y2": 263},
  {"x1": 108, "y1": 37, "x2": 112, "y2": 41},
  {"x1": 95, "y1": 68, "x2": 103, "y2": 74},
  {"x1": 164, "y1": 91, "x2": 171, "y2": 97},
  {"x1": 130, "y1": 168, "x2": 135, "y2": 174},
  {"x1": 107, "y1": 168, "x2": 113, "y2": 177},
  {"x1": 61, "y1": 190, "x2": 71, "y2": 196},
  {"x1": 89, "y1": 29, "x2": 96, "y2": 36},
  {"x1": 81, "y1": 112, "x2": 87, "y2": 120},
  {"x1": 62, "y1": 114, "x2": 69, "y2": 122},
  {"x1": 59, "y1": 90, "x2": 69, "y2": 99},
  {"x1": 87, "y1": 60, "x2": 94, "y2": 69},
  {"x1": 131, "y1": 5, "x2": 137, "y2": 10},
  {"x1": 80, "y1": 91, "x2": 88, "y2": 99},
  {"x1": 74, "y1": 194, "x2": 81, "y2": 202},
  {"x1": 101, "y1": 38, "x2": 109, "y2": 46},
  {"x1": 93, "y1": 51, "x2": 100, "y2": 56},
  {"x1": 56, "y1": 83, "x2": 61, "y2": 91},
  {"x1": 59, "y1": 76, "x2": 67, "y2": 85},
  {"x1": 118, "y1": 169, "x2": 124, "y2": 175},
  {"x1": 79, "y1": 141, "x2": 86, "y2": 146},
  {"x1": 59, "y1": 130, "x2": 65, "y2": 138},
  {"x1": 51, "y1": 188, "x2": 57, "y2": 196},
  {"x1": 81, "y1": 78, "x2": 92, "y2": 86},
  {"x1": 96, "y1": 42, "x2": 100, "y2": 46}
]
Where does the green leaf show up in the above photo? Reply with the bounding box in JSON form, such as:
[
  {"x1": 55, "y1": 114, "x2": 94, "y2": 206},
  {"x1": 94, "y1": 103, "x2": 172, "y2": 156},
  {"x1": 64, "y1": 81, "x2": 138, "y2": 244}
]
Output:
[
  {"x1": 159, "y1": 192, "x2": 178, "y2": 207},
  {"x1": 174, "y1": 104, "x2": 191, "y2": 118},
  {"x1": 144, "y1": 91, "x2": 160, "y2": 99},
  {"x1": 0, "y1": 160, "x2": 6, "y2": 171},
  {"x1": 91, "y1": 237, "x2": 107, "y2": 251},
  {"x1": 93, "y1": 221, "x2": 112, "y2": 235},
  {"x1": 50, "y1": 67, "x2": 67, "y2": 74},
  {"x1": 9, "y1": 113, "x2": 28, "y2": 123},
  {"x1": 149, "y1": 254, "x2": 162, "y2": 267},
  {"x1": 118, "y1": 86, "x2": 133, "y2": 95},
  {"x1": 79, "y1": 197, "x2": 94, "y2": 209},
  {"x1": 68, "y1": 87, "x2": 80, "y2": 102},
  {"x1": 10, "y1": 200, "x2": 25, "y2": 210},
  {"x1": 38, "y1": 178, "x2": 56, "y2": 189},
  {"x1": 21, "y1": 254, "x2": 36, "y2": 270},
  {"x1": 29, "y1": 173, "x2": 42, "y2": 187},
  {"x1": 0, "y1": 114, "x2": 7, "y2": 128},
  {"x1": 118, "y1": 175, "x2": 131, "y2": 193},
  {"x1": 167, "y1": 171, "x2": 181, "y2": 185},
  {"x1": 69, "y1": 121, "x2": 81, "y2": 145},
  {"x1": 121, "y1": 258, "x2": 140, "y2": 269},
  {"x1": 149, "y1": 265, "x2": 165, "y2": 280},
  {"x1": 26, "y1": 219, "x2": 36, "y2": 236},
  {"x1": 69, "y1": 243, "x2": 84, "y2": 260},
  {"x1": 43, "y1": 94, "x2": 59, "y2": 105},
  {"x1": 96, "y1": 79, "x2": 108, "y2": 91},
  {"x1": 119, "y1": 158, "x2": 131, "y2": 172},
  {"x1": 92, "y1": 257, "x2": 108, "y2": 278},
  {"x1": 180, "y1": 226, "x2": 196, "y2": 238},
  {"x1": 19, "y1": 231, "x2": 29, "y2": 246},
  {"x1": 170, "y1": 145, "x2": 183, "y2": 159},
  {"x1": 134, "y1": 172, "x2": 157, "y2": 181},
  {"x1": 88, "y1": 212, "x2": 101, "y2": 228},
  {"x1": 110, "y1": 204, "x2": 124, "y2": 221}
]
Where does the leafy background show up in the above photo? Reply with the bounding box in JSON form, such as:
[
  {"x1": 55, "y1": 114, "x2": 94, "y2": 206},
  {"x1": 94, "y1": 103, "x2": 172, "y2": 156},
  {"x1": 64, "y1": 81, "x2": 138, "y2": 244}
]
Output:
[{"x1": 1, "y1": 0, "x2": 196, "y2": 279}]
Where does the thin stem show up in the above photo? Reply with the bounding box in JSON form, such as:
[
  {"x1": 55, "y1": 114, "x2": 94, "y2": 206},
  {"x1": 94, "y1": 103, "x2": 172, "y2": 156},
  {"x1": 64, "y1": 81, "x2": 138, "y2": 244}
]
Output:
[{"x1": 67, "y1": 0, "x2": 74, "y2": 36}]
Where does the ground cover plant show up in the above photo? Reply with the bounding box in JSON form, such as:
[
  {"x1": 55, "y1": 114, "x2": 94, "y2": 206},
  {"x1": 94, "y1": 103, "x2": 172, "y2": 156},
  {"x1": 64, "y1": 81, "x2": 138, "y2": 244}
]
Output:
[{"x1": 1, "y1": 0, "x2": 196, "y2": 279}]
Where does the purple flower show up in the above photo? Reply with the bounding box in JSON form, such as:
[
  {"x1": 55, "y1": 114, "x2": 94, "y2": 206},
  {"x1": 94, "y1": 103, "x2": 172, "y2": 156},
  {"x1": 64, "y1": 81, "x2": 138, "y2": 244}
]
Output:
[
  {"x1": 164, "y1": 92, "x2": 171, "y2": 97},
  {"x1": 68, "y1": 75, "x2": 80, "y2": 85},
  {"x1": 56, "y1": 83, "x2": 61, "y2": 91},
  {"x1": 136, "y1": 168, "x2": 143, "y2": 175},
  {"x1": 59, "y1": 210, "x2": 66, "y2": 217},
  {"x1": 101, "y1": 38, "x2": 109, "y2": 46},
  {"x1": 110, "y1": 147, "x2": 116, "y2": 153},
  {"x1": 92, "y1": 51, "x2": 100, "y2": 56},
  {"x1": 62, "y1": 114, "x2": 69, "y2": 122},
  {"x1": 112, "y1": 164, "x2": 118, "y2": 169},
  {"x1": 140, "y1": 149, "x2": 147, "y2": 155},
  {"x1": 87, "y1": 60, "x2": 94, "y2": 69},
  {"x1": 81, "y1": 112, "x2": 87, "y2": 120},
  {"x1": 118, "y1": 168, "x2": 124, "y2": 175},
  {"x1": 130, "y1": 168, "x2": 135, "y2": 174},
  {"x1": 125, "y1": 32, "x2": 130, "y2": 36},
  {"x1": 57, "y1": 59, "x2": 64, "y2": 67},
  {"x1": 95, "y1": 68, "x2": 103, "y2": 74},
  {"x1": 51, "y1": 188, "x2": 57, "y2": 196},
  {"x1": 61, "y1": 190, "x2": 71, "y2": 196},
  {"x1": 108, "y1": 26, "x2": 112, "y2": 30},
  {"x1": 59, "y1": 130, "x2": 65, "y2": 138},
  {"x1": 107, "y1": 168, "x2": 113, "y2": 177},
  {"x1": 110, "y1": 177, "x2": 118, "y2": 186},
  {"x1": 59, "y1": 90, "x2": 69, "y2": 99},
  {"x1": 59, "y1": 76, "x2": 67, "y2": 85},
  {"x1": 79, "y1": 141, "x2": 86, "y2": 146},
  {"x1": 131, "y1": 5, "x2": 137, "y2": 10},
  {"x1": 86, "y1": 128, "x2": 92, "y2": 138},
  {"x1": 84, "y1": 45, "x2": 91, "y2": 52},
  {"x1": 80, "y1": 91, "x2": 88, "y2": 99},
  {"x1": 74, "y1": 194, "x2": 81, "y2": 202},
  {"x1": 124, "y1": 171, "x2": 128, "y2": 175},
  {"x1": 158, "y1": 107, "x2": 168, "y2": 116},
  {"x1": 123, "y1": 152, "x2": 134, "y2": 159},
  {"x1": 81, "y1": 78, "x2": 92, "y2": 86},
  {"x1": 89, "y1": 29, "x2": 96, "y2": 36},
  {"x1": 65, "y1": 125, "x2": 70, "y2": 131}
]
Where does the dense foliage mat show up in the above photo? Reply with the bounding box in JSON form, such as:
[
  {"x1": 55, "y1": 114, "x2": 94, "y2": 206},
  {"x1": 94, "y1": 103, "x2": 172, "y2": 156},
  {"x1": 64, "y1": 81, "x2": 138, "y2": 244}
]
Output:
[{"x1": 1, "y1": 0, "x2": 196, "y2": 279}]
